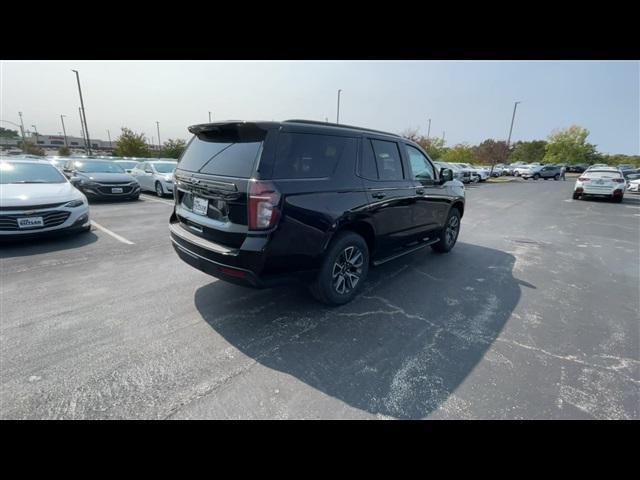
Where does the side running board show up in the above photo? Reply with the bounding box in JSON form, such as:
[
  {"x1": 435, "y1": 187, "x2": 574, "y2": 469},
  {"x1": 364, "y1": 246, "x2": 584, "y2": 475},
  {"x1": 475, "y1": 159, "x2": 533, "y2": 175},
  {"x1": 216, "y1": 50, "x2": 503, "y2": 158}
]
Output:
[{"x1": 372, "y1": 238, "x2": 439, "y2": 267}]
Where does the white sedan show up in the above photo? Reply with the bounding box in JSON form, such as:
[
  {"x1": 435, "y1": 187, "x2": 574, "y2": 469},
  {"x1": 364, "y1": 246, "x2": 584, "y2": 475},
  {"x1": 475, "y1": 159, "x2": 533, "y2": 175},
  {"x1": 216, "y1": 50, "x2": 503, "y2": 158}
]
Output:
[
  {"x1": 627, "y1": 178, "x2": 640, "y2": 193},
  {"x1": 573, "y1": 168, "x2": 626, "y2": 203},
  {"x1": 0, "y1": 158, "x2": 91, "y2": 238}
]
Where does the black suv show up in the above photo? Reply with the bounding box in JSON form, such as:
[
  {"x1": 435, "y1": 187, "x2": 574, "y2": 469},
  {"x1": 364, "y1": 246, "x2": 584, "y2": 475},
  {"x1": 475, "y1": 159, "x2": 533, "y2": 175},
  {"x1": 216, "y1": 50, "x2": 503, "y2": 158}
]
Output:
[{"x1": 170, "y1": 120, "x2": 466, "y2": 305}]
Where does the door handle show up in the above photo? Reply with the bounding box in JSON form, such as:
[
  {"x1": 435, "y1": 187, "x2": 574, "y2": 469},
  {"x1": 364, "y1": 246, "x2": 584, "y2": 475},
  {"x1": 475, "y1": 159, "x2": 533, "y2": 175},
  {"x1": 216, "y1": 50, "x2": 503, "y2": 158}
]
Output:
[
  {"x1": 372, "y1": 192, "x2": 386, "y2": 199},
  {"x1": 416, "y1": 188, "x2": 425, "y2": 195}
]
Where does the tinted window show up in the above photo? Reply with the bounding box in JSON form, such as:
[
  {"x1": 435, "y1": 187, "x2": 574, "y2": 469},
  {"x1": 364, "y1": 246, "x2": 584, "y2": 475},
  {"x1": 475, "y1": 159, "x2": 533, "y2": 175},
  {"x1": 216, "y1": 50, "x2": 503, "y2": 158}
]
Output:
[
  {"x1": 359, "y1": 139, "x2": 379, "y2": 180},
  {"x1": 199, "y1": 142, "x2": 262, "y2": 177},
  {"x1": 371, "y1": 139, "x2": 404, "y2": 180},
  {"x1": 274, "y1": 133, "x2": 355, "y2": 179},
  {"x1": 0, "y1": 161, "x2": 67, "y2": 184},
  {"x1": 405, "y1": 145, "x2": 435, "y2": 181},
  {"x1": 179, "y1": 136, "x2": 262, "y2": 178}
]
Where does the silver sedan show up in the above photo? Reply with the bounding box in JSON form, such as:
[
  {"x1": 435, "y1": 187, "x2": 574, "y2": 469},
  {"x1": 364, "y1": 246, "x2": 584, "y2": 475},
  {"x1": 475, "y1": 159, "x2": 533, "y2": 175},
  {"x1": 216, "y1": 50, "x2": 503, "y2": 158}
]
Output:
[{"x1": 130, "y1": 160, "x2": 177, "y2": 197}]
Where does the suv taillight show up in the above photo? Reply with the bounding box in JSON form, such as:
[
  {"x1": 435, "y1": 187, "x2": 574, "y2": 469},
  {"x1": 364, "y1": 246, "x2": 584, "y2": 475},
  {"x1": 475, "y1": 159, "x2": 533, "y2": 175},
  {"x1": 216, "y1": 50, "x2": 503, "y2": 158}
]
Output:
[{"x1": 248, "y1": 180, "x2": 281, "y2": 230}]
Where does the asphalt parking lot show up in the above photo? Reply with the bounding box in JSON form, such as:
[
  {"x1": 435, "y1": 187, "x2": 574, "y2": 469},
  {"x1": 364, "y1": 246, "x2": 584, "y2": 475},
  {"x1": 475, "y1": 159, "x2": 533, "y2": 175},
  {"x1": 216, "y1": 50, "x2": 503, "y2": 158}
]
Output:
[{"x1": 1, "y1": 182, "x2": 639, "y2": 419}]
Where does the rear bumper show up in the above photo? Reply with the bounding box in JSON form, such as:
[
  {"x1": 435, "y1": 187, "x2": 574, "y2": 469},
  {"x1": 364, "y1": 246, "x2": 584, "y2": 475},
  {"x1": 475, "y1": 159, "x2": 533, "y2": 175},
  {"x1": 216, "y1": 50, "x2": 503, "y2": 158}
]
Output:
[{"x1": 170, "y1": 220, "x2": 303, "y2": 288}]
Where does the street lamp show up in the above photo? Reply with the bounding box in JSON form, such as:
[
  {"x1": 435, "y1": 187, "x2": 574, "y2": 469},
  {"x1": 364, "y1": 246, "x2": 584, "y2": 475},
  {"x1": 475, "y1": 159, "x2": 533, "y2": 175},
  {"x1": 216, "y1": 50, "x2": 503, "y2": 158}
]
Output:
[
  {"x1": 79, "y1": 107, "x2": 88, "y2": 153},
  {"x1": 107, "y1": 129, "x2": 112, "y2": 149},
  {"x1": 156, "y1": 121, "x2": 161, "y2": 153},
  {"x1": 60, "y1": 115, "x2": 68, "y2": 147},
  {"x1": 336, "y1": 89, "x2": 342, "y2": 124},
  {"x1": 427, "y1": 118, "x2": 431, "y2": 139},
  {"x1": 208, "y1": 111, "x2": 212, "y2": 123},
  {"x1": 18, "y1": 112, "x2": 27, "y2": 149},
  {"x1": 506, "y1": 101, "x2": 521, "y2": 148},
  {"x1": 31, "y1": 125, "x2": 39, "y2": 142},
  {"x1": 72, "y1": 69, "x2": 92, "y2": 155}
]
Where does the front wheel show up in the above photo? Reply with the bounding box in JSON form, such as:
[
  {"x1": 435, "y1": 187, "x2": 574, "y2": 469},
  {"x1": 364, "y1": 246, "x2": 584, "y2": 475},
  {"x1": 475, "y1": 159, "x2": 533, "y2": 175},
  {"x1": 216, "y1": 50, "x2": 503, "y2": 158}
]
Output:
[
  {"x1": 554, "y1": 174, "x2": 560, "y2": 180},
  {"x1": 310, "y1": 232, "x2": 369, "y2": 306},
  {"x1": 572, "y1": 193, "x2": 581, "y2": 200},
  {"x1": 155, "y1": 182, "x2": 164, "y2": 197},
  {"x1": 533, "y1": 174, "x2": 540, "y2": 180},
  {"x1": 432, "y1": 208, "x2": 461, "y2": 254}
]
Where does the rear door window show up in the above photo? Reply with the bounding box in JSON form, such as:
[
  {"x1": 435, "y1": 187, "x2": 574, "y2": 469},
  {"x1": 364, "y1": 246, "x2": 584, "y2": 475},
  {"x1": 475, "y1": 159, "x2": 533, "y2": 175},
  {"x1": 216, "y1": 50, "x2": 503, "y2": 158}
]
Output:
[
  {"x1": 359, "y1": 139, "x2": 379, "y2": 180},
  {"x1": 370, "y1": 139, "x2": 404, "y2": 180},
  {"x1": 273, "y1": 133, "x2": 355, "y2": 179},
  {"x1": 178, "y1": 134, "x2": 263, "y2": 178}
]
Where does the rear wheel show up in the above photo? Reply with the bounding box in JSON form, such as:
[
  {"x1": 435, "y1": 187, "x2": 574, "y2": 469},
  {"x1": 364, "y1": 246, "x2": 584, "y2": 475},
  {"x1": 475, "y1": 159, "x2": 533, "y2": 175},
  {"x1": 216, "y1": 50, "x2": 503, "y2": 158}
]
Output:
[
  {"x1": 432, "y1": 208, "x2": 461, "y2": 254},
  {"x1": 533, "y1": 174, "x2": 540, "y2": 180},
  {"x1": 554, "y1": 174, "x2": 560, "y2": 180},
  {"x1": 310, "y1": 232, "x2": 369, "y2": 306},
  {"x1": 572, "y1": 192, "x2": 581, "y2": 200},
  {"x1": 612, "y1": 195, "x2": 623, "y2": 203},
  {"x1": 155, "y1": 181, "x2": 164, "y2": 197}
]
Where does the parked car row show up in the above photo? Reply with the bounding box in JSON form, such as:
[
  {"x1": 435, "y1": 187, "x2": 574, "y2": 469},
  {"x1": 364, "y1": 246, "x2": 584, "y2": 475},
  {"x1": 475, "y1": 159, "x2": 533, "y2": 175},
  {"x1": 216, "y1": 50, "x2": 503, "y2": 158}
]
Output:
[{"x1": 0, "y1": 154, "x2": 178, "y2": 240}]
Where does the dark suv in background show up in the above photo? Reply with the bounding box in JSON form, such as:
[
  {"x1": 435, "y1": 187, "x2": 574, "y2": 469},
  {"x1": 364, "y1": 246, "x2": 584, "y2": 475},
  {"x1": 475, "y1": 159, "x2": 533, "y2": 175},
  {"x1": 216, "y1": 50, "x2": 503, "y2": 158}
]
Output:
[{"x1": 170, "y1": 120, "x2": 466, "y2": 305}]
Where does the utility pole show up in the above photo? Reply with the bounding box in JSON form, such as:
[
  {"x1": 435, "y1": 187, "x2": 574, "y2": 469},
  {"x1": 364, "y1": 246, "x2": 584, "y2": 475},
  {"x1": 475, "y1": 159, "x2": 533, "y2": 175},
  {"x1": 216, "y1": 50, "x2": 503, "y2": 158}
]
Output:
[
  {"x1": 107, "y1": 129, "x2": 112, "y2": 149},
  {"x1": 60, "y1": 115, "x2": 68, "y2": 147},
  {"x1": 336, "y1": 89, "x2": 342, "y2": 124},
  {"x1": 208, "y1": 111, "x2": 212, "y2": 123},
  {"x1": 427, "y1": 118, "x2": 431, "y2": 139},
  {"x1": 72, "y1": 70, "x2": 92, "y2": 155}
]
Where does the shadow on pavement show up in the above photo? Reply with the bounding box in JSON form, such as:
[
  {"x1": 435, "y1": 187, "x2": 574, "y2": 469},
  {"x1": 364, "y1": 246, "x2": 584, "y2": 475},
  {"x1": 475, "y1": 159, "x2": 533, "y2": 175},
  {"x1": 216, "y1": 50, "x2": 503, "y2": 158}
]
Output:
[
  {"x1": 194, "y1": 242, "x2": 526, "y2": 419},
  {"x1": 0, "y1": 230, "x2": 98, "y2": 258}
]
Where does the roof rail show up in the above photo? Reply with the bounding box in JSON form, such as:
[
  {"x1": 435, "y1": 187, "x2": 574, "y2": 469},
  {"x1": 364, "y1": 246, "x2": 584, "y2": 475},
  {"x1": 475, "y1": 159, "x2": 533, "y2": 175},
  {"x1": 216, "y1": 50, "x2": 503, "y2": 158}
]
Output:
[{"x1": 284, "y1": 119, "x2": 400, "y2": 138}]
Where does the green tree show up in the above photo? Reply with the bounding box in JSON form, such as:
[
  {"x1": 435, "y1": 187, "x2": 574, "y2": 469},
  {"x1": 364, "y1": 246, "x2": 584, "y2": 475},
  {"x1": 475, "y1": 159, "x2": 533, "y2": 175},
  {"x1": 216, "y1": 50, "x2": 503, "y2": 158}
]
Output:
[
  {"x1": 22, "y1": 142, "x2": 45, "y2": 156},
  {"x1": 473, "y1": 139, "x2": 510, "y2": 165},
  {"x1": 399, "y1": 128, "x2": 448, "y2": 160},
  {"x1": 509, "y1": 140, "x2": 547, "y2": 163},
  {"x1": 543, "y1": 126, "x2": 598, "y2": 165},
  {"x1": 442, "y1": 143, "x2": 475, "y2": 164},
  {"x1": 0, "y1": 127, "x2": 20, "y2": 138},
  {"x1": 162, "y1": 138, "x2": 187, "y2": 159},
  {"x1": 114, "y1": 127, "x2": 151, "y2": 157},
  {"x1": 58, "y1": 146, "x2": 71, "y2": 156}
]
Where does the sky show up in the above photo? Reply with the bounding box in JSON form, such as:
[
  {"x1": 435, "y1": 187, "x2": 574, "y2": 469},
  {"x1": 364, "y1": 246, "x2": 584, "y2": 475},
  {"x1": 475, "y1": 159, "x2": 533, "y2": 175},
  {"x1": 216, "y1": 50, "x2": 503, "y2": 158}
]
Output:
[{"x1": 1, "y1": 60, "x2": 638, "y2": 154}]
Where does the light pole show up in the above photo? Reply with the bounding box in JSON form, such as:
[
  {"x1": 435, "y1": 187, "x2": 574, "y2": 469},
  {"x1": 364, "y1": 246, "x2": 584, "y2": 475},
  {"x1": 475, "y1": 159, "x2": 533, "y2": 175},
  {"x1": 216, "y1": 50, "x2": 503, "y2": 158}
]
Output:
[
  {"x1": 72, "y1": 69, "x2": 92, "y2": 155},
  {"x1": 31, "y1": 125, "x2": 39, "y2": 144},
  {"x1": 60, "y1": 115, "x2": 68, "y2": 147},
  {"x1": 208, "y1": 111, "x2": 212, "y2": 123},
  {"x1": 156, "y1": 121, "x2": 161, "y2": 153},
  {"x1": 79, "y1": 107, "x2": 88, "y2": 153},
  {"x1": 427, "y1": 118, "x2": 431, "y2": 139},
  {"x1": 17, "y1": 112, "x2": 27, "y2": 149},
  {"x1": 498, "y1": 100, "x2": 521, "y2": 176},
  {"x1": 336, "y1": 89, "x2": 342, "y2": 124},
  {"x1": 107, "y1": 129, "x2": 112, "y2": 149},
  {"x1": 506, "y1": 101, "x2": 521, "y2": 148}
]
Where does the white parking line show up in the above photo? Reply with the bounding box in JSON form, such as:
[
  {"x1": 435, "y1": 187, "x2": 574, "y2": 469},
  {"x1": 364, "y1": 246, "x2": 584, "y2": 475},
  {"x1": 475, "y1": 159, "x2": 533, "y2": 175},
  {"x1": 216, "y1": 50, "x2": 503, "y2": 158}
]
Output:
[
  {"x1": 140, "y1": 194, "x2": 174, "y2": 206},
  {"x1": 91, "y1": 221, "x2": 135, "y2": 245}
]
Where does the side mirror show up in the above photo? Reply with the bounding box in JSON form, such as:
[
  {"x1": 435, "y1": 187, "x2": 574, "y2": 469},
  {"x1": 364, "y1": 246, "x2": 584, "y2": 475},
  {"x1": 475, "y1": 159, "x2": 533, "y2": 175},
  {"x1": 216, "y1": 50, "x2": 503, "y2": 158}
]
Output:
[{"x1": 440, "y1": 168, "x2": 453, "y2": 183}]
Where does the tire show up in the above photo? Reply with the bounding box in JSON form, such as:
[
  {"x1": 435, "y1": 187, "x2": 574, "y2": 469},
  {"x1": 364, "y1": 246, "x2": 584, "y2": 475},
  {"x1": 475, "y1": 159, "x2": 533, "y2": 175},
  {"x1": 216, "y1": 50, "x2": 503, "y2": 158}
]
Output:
[
  {"x1": 612, "y1": 195, "x2": 623, "y2": 203},
  {"x1": 431, "y1": 207, "x2": 461, "y2": 254},
  {"x1": 155, "y1": 181, "x2": 164, "y2": 197},
  {"x1": 515, "y1": 171, "x2": 520, "y2": 177},
  {"x1": 309, "y1": 232, "x2": 369, "y2": 306},
  {"x1": 554, "y1": 174, "x2": 560, "y2": 180},
  {"x1": 130, "y1": 194, "x2": 140, "y2": 201},
  {"x1": 533, "y1": 174, "x2": 540, "y2": 180},
  {"x1": 572, "y1": 193, "x2": 580, "y2": 200}
]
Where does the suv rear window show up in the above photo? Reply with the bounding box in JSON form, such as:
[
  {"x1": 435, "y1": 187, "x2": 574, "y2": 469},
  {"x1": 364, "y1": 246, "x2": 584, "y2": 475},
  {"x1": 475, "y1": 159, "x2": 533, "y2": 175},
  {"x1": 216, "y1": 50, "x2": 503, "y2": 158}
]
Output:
[
  {"x1": 273, "y1": 133, "x2": 356, "y2": 179},
  {"x1": 178, "y1": 132, "x2": 264, "y2": 178}
]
